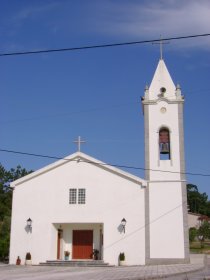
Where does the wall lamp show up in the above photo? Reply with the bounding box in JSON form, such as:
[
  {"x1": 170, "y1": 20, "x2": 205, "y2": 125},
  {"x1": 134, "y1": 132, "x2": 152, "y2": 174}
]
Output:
[{"x1": 121, "y1": 218, "x2": 127, "y2": 233}]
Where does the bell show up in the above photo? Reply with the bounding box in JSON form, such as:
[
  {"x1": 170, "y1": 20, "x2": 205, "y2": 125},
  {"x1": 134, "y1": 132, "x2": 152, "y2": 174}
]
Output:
[{"x1": 160, "y1": 143, "x2": 169, "y2": 154}]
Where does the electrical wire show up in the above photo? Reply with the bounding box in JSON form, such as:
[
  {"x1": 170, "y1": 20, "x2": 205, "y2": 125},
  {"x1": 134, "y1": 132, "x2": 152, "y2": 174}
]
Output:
[
  {"x1": 104, "y1": 200, "x2": 187, "y2": 250},
  {"x1": 2, "y1": 146, "x2": 189, "y2": 251},
  {"x1": 2, "y1": 87, "x2": 210, "y2": 125},
  {"x1": 0, "y1": 101, "x2": 139, "y2": 124},
  {"x1": 0, "y1": 32, "x2": 207, "y2": 249},
  {"x1": 0, "y1": 148, "x2": 210, "y2": 177},
  {"x1": 0, "y1": 33, "x2": 210, "y2": 57}
]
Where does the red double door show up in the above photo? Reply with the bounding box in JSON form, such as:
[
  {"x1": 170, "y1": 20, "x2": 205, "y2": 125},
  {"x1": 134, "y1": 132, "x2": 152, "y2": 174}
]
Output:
[{"x1": 72, "y1": 230, "x2": 93, "y2": 259}]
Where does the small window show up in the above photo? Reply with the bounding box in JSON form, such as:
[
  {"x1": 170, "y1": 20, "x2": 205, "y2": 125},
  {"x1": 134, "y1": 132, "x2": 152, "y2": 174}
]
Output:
[
  {"x1": 69, "y1": 188, "x2": 77, "y2": 204},
  {"x1": 78, "y1": 188, "x2": 86, "y2": 204}
]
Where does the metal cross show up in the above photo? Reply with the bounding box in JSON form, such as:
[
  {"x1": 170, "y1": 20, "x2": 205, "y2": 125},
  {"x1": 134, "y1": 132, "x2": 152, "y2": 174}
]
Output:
[
  {"x1": 153, "y1": 35, "x2": 169, "y2": 60},
  {"x1": 73, "y1": 136, "x2": 86, "y2": 152}
]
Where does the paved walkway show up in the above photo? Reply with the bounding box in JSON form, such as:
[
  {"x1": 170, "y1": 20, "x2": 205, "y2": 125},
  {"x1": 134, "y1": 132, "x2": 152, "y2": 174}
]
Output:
[{"x1": 0, "y1": 262, "x2": 206, "y2": 280}]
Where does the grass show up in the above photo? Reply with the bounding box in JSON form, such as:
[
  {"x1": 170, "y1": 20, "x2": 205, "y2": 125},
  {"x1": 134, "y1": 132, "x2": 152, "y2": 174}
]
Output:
[{"x1": 190, "y1": 241, "x2": 210, "y2": 254}]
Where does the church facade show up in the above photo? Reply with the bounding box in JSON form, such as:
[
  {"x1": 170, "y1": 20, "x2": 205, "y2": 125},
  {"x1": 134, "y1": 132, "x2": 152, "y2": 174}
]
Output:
[{"x1": 9, "y1": 58, "x2": 189, "y2": 266}]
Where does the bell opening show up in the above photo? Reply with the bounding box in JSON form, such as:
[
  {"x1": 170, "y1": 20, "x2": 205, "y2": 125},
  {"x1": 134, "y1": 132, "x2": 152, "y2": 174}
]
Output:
[{"x1": 159, "y1": 128, "x2": 170, "y2": 160}]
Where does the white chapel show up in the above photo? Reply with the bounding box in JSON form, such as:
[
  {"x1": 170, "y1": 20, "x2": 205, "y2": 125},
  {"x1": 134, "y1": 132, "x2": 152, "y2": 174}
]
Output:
[{"x1": 9, "y1": 58, "x2": 189, "y2": 266}]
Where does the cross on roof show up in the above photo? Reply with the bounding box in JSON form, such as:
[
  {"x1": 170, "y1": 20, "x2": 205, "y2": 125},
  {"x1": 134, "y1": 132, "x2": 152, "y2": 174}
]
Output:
[
  {"x1": 73, "y1": 136, "x2": 86, "y2": 152},
  {"x1": 153, "y1": 35, "x2": 169, "y2": 60}
]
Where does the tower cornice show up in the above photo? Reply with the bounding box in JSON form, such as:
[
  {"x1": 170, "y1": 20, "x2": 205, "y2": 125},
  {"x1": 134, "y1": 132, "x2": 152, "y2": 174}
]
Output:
[{"x1": 142, "y1": 97, "x2": 184, "y2": 105}]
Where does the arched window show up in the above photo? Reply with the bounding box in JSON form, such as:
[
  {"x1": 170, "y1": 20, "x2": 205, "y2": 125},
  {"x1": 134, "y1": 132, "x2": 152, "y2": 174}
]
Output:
[{"x1": 159, "y1": 128, "x2": 170, "y2": 160}]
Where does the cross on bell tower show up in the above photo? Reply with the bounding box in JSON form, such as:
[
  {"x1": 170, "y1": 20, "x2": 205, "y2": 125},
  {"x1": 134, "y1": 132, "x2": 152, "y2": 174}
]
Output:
[
  {"x1": 153, "y1": 35, "x2": 169, "y2": 60},
  {"x1": 73, "y1": 136, "x2": 86, "y2": 152}
]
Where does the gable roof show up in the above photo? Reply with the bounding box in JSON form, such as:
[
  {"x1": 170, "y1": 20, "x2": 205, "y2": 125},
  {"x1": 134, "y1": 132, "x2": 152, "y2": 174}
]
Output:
[{"x1": 10, "y1": 152, "x2": 146, "y2": 187}]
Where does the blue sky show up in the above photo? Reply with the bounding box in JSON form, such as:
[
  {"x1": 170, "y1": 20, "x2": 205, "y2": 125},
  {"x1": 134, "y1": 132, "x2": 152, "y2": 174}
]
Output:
[{"x1": 1, "y1": 0, "x2": 210, "y2": 196}]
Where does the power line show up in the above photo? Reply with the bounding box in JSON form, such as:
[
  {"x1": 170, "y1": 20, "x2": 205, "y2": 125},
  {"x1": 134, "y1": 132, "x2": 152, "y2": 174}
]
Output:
[
  {"x1": 1, "y1": 33, "x2": 210, "y2": 57},
  {"x1": 104, "y1": 200, "x2": 187, "y2": 250},
  {"x1": 0, "y1": 149, "x2": 65, "y2": 161},
  {"x1": 0, "y1": 148, "x2": 210, "y2": 177},
  {"x1": 2, "y1": 144, "x2": 189, "y2": 251},
  {"x1": 0, "y1": 101, "x2": 139, "y2": 124},
  {"x1": 1, "y1": 87, "x2": 210, "y2": 125}
]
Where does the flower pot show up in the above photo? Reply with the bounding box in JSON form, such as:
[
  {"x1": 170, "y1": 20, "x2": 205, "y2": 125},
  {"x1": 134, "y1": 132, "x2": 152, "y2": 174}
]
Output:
[
  {"x1": 25, "y1": 260, "x2": 32, "y2": 265},
  {"x1": 119, "y1": 260, "x2": 126, "y2": 266},
  {"x1": 16, "y1": 257, "x2": 21, "y2": 265},
  {"x1": 64, "y1": 256, "x2": 69, "y2": 261}
]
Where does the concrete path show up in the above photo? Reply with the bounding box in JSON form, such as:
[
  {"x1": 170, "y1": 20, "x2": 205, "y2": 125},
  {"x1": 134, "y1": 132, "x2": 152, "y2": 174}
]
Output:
[{"x1": 0, "y1": 262, "x2": 206, "y2": 280}]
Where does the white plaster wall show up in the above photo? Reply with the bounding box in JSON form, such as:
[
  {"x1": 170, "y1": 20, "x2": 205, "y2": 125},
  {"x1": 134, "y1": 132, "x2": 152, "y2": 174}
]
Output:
[
  {"x1": 187, "y1": 213, "x2": 201, "y2": 229},
  {"x1": 148, "y1": 101, "x2": 181, "y2": 181},
  {"x1": 144, "y1": 59, "x2": 187, "y2": 261},
  {"x1": 149, "y1": 182, "x2": 185, "y2": 258},
  {"x1": 9, "y1": 159, "x2": 145, "y2": 266}
]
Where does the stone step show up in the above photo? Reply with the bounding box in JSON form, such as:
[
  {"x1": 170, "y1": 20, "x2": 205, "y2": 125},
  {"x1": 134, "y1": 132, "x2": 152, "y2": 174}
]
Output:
[{"x1": 39, "y1": 260, "x2": 113, "y2": 267}]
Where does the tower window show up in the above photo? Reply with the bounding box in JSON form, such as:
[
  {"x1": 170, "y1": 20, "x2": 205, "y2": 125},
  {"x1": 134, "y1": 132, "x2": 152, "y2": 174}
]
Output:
[{"x1": 159, "y1": 128, "x2": 170, "y2": 160}]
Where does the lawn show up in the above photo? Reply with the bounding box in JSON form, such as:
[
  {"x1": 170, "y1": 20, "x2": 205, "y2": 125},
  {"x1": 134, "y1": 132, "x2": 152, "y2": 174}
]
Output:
[{"x1": 190, "y1": 241, "x2": 210, "y2": 254}]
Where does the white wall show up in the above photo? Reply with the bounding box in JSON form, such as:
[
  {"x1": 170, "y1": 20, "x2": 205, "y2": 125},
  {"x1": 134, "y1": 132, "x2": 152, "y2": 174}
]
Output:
[
  {"x1": 9, "y1": 158, "x2": 145, "y2": 265},
  {"x1": 146, "y1": 66, "x2": 187, "y2": 260},
  {"x1": 149, "y1": 182, "x2": 185, "y2": 258},
  {"x1": 148, "y1": 101, "x2": 181, "y2": 181},
  {"x1": 146, "y1": 100, "x2": 186, "y2": 259}
]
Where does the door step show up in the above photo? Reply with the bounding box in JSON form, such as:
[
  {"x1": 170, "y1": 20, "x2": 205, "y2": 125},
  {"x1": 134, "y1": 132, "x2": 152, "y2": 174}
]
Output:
[{"x1": 39, "y1": 260, "x2": 113, "y2": 267}]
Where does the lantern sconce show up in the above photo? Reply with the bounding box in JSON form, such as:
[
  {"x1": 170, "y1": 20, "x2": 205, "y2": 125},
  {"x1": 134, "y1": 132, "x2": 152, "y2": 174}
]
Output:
[
  {"x1": 27, "y1": 218, "x2": 32, "y2": 232},
  {"x1": 121, "y1": 218, "x2": 127, "y2": 233}
]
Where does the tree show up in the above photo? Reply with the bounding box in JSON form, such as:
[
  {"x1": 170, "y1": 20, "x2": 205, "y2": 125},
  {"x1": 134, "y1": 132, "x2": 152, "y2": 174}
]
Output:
[
  {"x1": 189, "y1": 227, "x2": 198, "y2": 243},
  {"x1": 198, "y1": 221, "x2": 210, "y2": 240},
  {"x1": 187, "y1": 184, "x2": 209, "y2": 215},
  {"x1": 205, "y1": 201, "x2": 210, "y2": 217},
  {"x1": 197, "y1": 221, "x2": 210, "y2": 248},
  {"x1": 0, "y1": 164, "x2": 32, "y2": 261}
]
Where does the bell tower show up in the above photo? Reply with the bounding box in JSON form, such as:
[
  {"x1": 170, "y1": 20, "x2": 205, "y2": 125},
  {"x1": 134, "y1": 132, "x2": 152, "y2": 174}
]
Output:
[{"x1": 142, "y1": 59, "x2": 189, "y2": 264}]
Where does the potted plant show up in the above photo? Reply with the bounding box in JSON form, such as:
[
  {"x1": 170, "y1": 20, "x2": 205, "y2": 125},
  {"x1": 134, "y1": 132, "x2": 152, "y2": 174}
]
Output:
[
  {"x1": 119, "y1": 252, "x2": 126, "y2": 266},
  {"x1": 92, "y1": 249, "x2": 99, "y2": 260},
  {"x1": 64, "y1": 251, "x2": 70, "y2": 261},
  {"x1": 25, "y1": 252, "x2": 32, "y2": 265}
]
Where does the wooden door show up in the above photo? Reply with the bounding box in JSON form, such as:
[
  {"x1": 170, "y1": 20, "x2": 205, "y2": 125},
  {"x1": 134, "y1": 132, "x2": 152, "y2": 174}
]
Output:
[{"x1": 73, "y1": 230, "x2": 93, "y2": 259}]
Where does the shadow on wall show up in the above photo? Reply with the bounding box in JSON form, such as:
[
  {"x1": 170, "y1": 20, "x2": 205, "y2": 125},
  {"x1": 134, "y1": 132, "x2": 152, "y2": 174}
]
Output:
[
  {"x1": 24, "y1": 225, "x2": 32, "y2": 234},
  {"x1": 117, "y1": 224, "x2": 124, "y2": 234}
]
